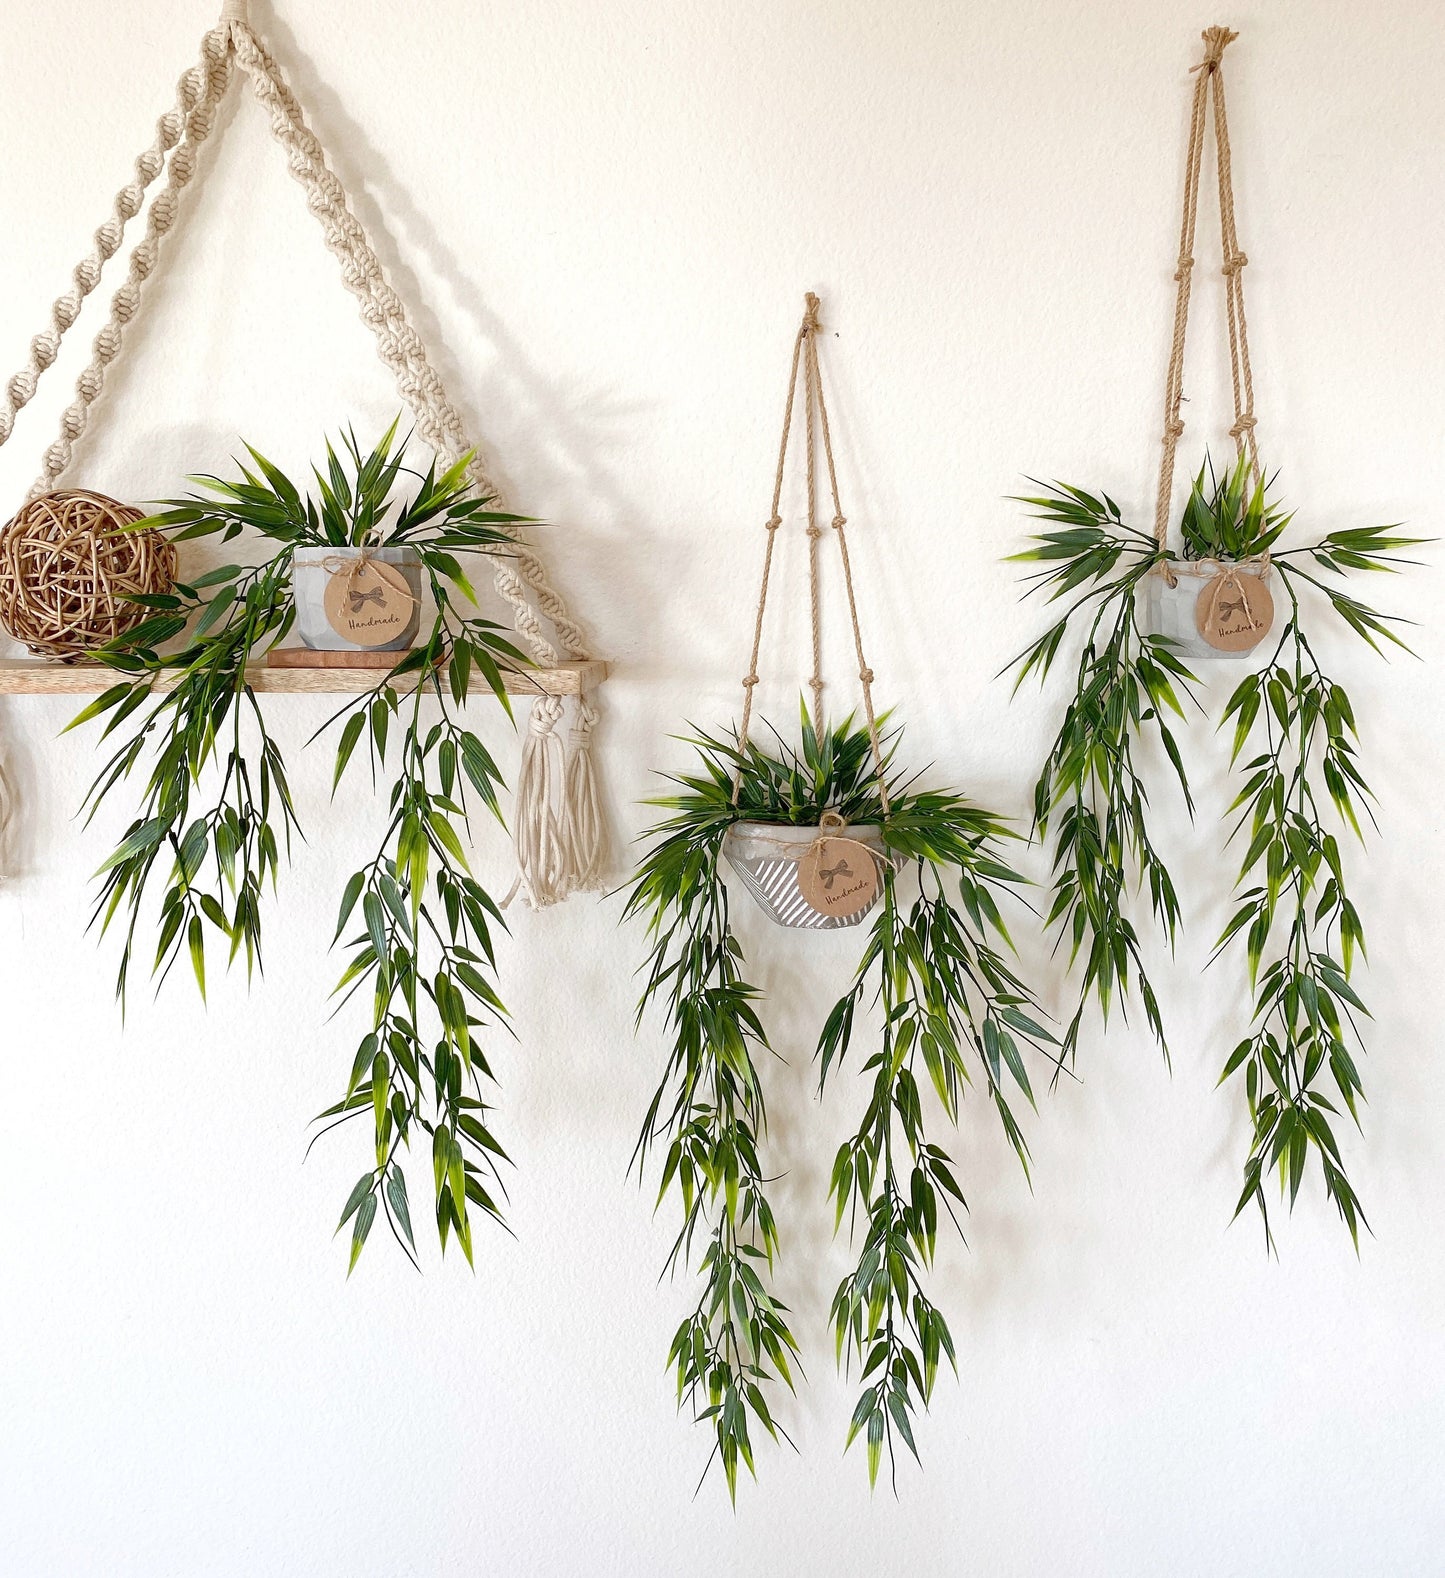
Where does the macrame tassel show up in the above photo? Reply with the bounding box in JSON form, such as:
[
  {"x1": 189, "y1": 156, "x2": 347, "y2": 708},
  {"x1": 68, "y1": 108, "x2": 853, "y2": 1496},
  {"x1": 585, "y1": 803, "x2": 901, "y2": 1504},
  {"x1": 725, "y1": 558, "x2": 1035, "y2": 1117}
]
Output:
[
  {"x1": 513, "y1": 695, "x2": 569, "y2": 906},
  {"x1": 560, "y1": 696, "x2": 608, "y2": 892},
  {"x1": 0, "y1": 753, "x2": 14, "y2": 880}
]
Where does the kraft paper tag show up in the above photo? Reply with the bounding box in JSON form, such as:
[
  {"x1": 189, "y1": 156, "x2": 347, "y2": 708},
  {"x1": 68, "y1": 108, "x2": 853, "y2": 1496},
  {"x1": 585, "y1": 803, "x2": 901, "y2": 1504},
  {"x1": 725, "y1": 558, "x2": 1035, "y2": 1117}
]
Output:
[
  {"x1": 1196, "y1": 570, "x2": 1274, "y2": 653},
  {"x1": 323, "y1": 559, "x2": 412, "y2": 647},
  {"x1": 797, "y1": 837, "x2": 879, "y2": 919}
]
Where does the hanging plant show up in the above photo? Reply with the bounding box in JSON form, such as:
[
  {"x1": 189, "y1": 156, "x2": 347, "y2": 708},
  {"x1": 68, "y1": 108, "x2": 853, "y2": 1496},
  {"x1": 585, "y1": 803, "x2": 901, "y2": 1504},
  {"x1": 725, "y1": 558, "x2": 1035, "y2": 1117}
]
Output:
[
  {"x1": 0, "y1": 0, "x2": 607, "y2": 905},
  {"x1": 1009, "y1": 27, "x2": 1424, "y2": 1247},
  {"x1": 69, "y1": 420, "x2": 539, "y2": 1270},
  {"x1": 626, "y1": 297, "x2": 1054, "y2": 1497}
]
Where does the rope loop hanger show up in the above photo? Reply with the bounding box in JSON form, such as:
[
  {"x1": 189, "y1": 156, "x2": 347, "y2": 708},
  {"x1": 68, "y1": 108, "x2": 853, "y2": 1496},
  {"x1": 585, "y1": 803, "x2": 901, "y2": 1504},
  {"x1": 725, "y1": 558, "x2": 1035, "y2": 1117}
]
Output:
[
  {"x1": 733, "y1": 292, "x2": 889, "y2": 815},
  {"x1": 0, "y1": 0, "x2": 607, "y2": 904},
  {"x1": 1153, "y1": 24, "x2": 1263, "y2": 567}
]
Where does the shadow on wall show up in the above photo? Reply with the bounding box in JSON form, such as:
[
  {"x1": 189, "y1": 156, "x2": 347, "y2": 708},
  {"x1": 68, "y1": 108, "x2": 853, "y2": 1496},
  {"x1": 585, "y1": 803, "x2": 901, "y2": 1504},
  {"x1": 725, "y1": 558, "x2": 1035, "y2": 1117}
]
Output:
[{"x1": 249, "y1": 2, "x2": 669, "y2": 671}]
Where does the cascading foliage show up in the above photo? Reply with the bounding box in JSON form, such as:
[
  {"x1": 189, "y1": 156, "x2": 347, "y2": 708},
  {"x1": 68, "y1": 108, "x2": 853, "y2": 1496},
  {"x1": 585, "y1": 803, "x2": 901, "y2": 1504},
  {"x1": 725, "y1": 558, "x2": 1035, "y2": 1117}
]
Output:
[
  {"x1": 71, "y1": 421, "x2": 534, "y2": 1271},
  {"x1": 1010, "y1": 452, "x2": 1422, "y2": 1246},
  {"x1": 625, "y1": 705, "x2": 1054, "y2": 1496}
]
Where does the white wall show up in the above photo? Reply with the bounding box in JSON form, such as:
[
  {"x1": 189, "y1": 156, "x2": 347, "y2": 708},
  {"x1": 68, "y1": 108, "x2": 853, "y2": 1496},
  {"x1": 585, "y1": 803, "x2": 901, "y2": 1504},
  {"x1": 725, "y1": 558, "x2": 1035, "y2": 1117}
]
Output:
[{"x1": 1, "y1": 1, "x2": 1441, "y2": 1573}]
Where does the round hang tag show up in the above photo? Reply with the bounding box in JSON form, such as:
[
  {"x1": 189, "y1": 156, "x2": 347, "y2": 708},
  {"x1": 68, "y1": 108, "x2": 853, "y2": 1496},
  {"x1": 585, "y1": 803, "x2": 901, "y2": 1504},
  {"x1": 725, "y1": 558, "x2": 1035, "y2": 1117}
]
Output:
[
  {"x1": 797, "y1": 836, "x2": 880, "y2": 919},
  {"x1": 1195, "y1": 569, "x2": 1274, "y2": 653},
  {"x1": 323, "y1": 558, "x2": 413, "y2": 647}
]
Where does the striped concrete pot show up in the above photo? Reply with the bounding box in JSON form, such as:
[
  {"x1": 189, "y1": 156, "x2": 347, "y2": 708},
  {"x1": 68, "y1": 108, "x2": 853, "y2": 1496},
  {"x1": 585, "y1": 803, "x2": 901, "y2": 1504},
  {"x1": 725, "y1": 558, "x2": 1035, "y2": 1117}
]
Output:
[{"x1": 722, "y1": 820, "x2": 891, "y2": 930}]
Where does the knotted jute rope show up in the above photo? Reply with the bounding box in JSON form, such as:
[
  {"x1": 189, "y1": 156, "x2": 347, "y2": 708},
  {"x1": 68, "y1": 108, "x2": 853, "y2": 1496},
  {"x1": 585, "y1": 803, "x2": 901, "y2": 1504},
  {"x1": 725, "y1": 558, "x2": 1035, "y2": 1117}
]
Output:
[
  {"x1": 0, "y1": 1, "x2": 606, "y2": 904},
  {"x1": 1154, "y1": 25, "x2": 1263, "y2": 567},
  {"x1": 733, "y1": 293, "x2": 889, "y2": 815}
]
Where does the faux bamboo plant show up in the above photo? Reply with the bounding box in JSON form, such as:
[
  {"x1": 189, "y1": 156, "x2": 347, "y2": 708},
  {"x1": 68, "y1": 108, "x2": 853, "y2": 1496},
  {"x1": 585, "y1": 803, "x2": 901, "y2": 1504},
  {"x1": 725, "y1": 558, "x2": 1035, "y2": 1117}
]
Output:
[
  {"x1": 625, "y1": 705, "x2": 1055, "y2": 1496},
  {"x1": 1011, "y1": 452, "x2": 1421, "y2": 1245},
  {"x1": 70, "y1": 421, "x2": 535, "y2": 1270}
]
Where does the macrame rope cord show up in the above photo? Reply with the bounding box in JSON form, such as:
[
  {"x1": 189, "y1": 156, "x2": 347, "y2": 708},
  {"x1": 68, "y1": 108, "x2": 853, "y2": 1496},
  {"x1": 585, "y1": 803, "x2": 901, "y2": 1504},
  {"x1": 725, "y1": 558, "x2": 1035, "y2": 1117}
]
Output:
[
  {"x1": 0, "y1": 27, "x2": 230, "y2": 462},
  {"x1": 0, "y1": 3, "x2": 605, "y2": 903},
  {"x1": 1153, "y1": 24, "x2": 1261, "y2": 550},
  {"x1": 805, "y1": 319, "x2": 889, "y2": 815},
  {"x1": 732, "y1": 293, "x2": 888, "y2": 814},
  {"x1": 732, "y1": 307, "x2": 808, "y2": 800},
  {"x1": 803, "y1": 297, "x2": 824, "y2": 716}
]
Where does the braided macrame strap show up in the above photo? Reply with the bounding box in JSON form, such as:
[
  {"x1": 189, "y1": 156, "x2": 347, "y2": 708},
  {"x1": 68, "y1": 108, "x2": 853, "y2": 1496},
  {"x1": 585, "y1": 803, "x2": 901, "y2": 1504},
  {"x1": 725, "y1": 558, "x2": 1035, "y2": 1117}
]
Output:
[
  {"x1": 0, "y1": 0, "x2": 606, "y2": 904},
  {"x1": 0, "y1": 26, "x2": 234, "y2": 485},
  {"x1": 1154, "y1": 25, "x2": 1261, "y2": 548},
  {"x1": 733, "y1": 293, "x2": 888, "y2": 814}
]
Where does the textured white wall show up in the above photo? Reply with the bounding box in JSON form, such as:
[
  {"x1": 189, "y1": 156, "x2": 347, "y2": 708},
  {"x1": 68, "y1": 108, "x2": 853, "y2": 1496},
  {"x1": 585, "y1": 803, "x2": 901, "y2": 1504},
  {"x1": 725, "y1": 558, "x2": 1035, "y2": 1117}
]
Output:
[{"x1": 1, "y1": 1, "x2": 1441, "y2": 1574}]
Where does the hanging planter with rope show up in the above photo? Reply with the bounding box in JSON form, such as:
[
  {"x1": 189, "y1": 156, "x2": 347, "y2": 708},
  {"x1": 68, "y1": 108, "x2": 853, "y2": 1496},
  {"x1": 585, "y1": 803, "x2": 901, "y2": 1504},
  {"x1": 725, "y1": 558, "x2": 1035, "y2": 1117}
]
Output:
[
  {"x1": 625, "y1": 295, "x2": 1056, "y2": 1496},
  {"x1": 1009, "y1": 25, "x2": 1424, "y2": 1247}
]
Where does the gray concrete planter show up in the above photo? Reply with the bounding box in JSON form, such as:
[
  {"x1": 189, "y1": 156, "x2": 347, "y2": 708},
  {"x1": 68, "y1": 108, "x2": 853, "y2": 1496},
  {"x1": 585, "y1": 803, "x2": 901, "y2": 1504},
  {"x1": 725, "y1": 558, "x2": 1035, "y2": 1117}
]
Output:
[
  {"x1": 291, "y1": 545, "x2": 423, "y2": 652},
  {"x1": 722, "y1": 819, "x2": 893, "y2": 930},
  {"x1": 1142, "y1": 558, "x2": 1275, "y2": 662}
]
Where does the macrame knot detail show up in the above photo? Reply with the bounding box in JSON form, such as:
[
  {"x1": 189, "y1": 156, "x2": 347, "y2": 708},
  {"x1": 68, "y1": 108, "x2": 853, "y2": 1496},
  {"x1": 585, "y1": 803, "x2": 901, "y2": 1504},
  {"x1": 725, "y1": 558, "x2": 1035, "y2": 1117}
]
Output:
[
  {"x1": 764, "y1": 515, "x2": 782, "y2": 532},
  {"x1": 741, "y1": 674, "x2": 759, "y2": 688},
  {"x1": 831, "y1": 514, "x2": 846, "y2": 530},
  {"x1": 1195, "y1": 25, "x2": 1238, "y2": 72},
  {"x1": 528, "y1": 695, "x2": 566, "y2": 736},
  {"x1": 858, "y1": 667, "x2": 874, "y2": 684},
  {"x1": 1222, "y1": 251, "x2": 1249, "y2": 276},
  {"x1": 806, "y1": 525, "x2": 823, "y2": 539},
  {"x1": 1174, "y1": 256, "x2": 1195, "y2": 282},
  {"x1": 1229, "y1": 413, "x2": 1257, "y2": 437},
  {"x1": 802, "y1": 291, "x2": 821, "y2": 334},
  {"x1": 1166, "y1": 417, "x2": 1186, "y2": 438}
]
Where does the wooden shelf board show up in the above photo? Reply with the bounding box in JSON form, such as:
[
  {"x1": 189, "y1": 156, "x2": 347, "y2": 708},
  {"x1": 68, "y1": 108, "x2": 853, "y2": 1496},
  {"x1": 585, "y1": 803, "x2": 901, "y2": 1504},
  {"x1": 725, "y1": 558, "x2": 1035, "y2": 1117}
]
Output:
[{"x1": 0, "y1": 657, "x2": 608, "y2": 696}]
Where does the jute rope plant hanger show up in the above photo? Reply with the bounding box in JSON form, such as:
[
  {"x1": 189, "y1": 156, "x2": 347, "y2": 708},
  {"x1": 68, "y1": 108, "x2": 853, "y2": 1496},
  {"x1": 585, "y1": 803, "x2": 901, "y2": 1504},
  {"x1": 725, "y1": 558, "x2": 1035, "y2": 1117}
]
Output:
[
  {"x1": 625, "y1": 294, "x2": 1056, "y2": 1496},
  {"x1": 723, "y1": 291, "x2": 895, "y2": 930},
  {"x1": 1011, "y1": 25, "x2": 1424, "y2": 1250},
  {"x1": 0, "y1": 0, "x2": 606, "y2": 906}
]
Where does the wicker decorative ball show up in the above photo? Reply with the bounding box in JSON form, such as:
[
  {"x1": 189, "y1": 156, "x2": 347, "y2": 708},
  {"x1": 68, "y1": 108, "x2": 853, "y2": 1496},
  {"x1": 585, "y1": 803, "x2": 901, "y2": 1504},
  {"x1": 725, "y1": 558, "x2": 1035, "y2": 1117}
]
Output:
[{"x1": 0, "y1": 490, "x2": 177, "y2": 660}]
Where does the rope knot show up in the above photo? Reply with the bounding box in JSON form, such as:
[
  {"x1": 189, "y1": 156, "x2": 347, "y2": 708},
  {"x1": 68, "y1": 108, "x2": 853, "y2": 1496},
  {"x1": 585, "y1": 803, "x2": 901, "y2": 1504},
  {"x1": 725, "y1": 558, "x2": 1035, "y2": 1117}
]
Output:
[
  {"x1": 764, "y1": 515, "x2": 782, "y2": 532},
  {"x1": 858, "y1": 667, "x2": 874, "y2": 684},
  {"x1": 1229, "y1": 413, "x2": 1257, "y2": 436},
  {"x1": 802, "y1": 292, "x2": 821, "y2": 335},
  {"x1": 1222, "y1": 251, "x2": 1249, "y2": 276},
  {"x1": 1173, "y1": 256, "x2": 1195, "y2": 282},
  {"x1": 1166, "y1": 417, "x2": 1186, "y2": 439},
  {"x1": 1195, "y1": 25, "x2": 1238, "y2": 73},
  {"x1": 741, "y1": 674, "x2": 759, "y2": 689},
  {"x1": 831, "y1": 514, "x2": 846, "y2": 530},
  {"x1": 806, "y1": 525, "x2": 823, "y2": 539},
  {"x1": 528, "y1": 694, "x2": 566, "y2": 736}
]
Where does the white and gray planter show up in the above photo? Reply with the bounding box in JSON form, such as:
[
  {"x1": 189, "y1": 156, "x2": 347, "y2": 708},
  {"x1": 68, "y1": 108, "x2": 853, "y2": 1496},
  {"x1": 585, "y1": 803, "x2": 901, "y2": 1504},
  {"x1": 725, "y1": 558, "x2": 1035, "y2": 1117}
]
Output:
[
  {"x1": 291, "y1": 545, "x2": 424, "y2": 652},
  {"x1": 1141, "y1": 557, "x2": 1275, "y2": 662},
  {"x1": 722, "y1": 820, "x2": 894, "y2": 930}
]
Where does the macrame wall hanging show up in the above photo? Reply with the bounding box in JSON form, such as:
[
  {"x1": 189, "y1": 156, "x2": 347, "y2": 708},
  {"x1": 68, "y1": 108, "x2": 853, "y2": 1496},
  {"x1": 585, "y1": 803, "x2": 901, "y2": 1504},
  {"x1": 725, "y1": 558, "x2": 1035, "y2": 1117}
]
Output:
[
  {"x1": 0, "y1": 0, "x2": 607, "y2": 906},
  {"x1": 1010, "y1": 25, "x2": 1421, "y2": 1248},
  {"x1": 625, "y1": 294, "x2": 1055, "y2": 1497}
]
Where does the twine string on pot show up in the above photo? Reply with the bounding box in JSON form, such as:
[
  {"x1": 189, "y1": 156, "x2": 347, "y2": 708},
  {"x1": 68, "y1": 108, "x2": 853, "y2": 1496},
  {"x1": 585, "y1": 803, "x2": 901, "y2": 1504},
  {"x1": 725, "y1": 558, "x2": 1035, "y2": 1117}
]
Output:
[
  {"x1": 796, "y1": 810, "x2": 885, "y2": 879},
  {"x1": 0, "y1": 0, "x2": 607, "y2": 904},
  {"x1": 295, "y1": 549, "x2": 420, "y2": 611},
  {"x1": 1154, "y1": 24, "x2": 1263, "y2": 577},
  {"x1": 1183, "y1": 554, "x2": 1271, "y2": 629},
  {"x1": 733, "y1": 293, "x2": 889, "y2": 815}
]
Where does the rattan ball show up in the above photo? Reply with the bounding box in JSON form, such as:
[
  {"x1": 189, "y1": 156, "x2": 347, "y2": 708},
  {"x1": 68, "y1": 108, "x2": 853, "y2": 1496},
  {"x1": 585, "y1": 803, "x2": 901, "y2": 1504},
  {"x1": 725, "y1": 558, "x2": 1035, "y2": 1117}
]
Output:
[{"x1": 0, "y1": 490, "x2": 177, "y2": 661}]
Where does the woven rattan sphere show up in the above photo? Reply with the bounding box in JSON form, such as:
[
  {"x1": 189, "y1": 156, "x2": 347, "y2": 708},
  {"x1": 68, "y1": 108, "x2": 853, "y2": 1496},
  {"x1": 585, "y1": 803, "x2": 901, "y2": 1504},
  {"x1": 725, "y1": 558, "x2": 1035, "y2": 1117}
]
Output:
[{"x1": 0, "y1": 490, "x2": 177, "y2": 660}]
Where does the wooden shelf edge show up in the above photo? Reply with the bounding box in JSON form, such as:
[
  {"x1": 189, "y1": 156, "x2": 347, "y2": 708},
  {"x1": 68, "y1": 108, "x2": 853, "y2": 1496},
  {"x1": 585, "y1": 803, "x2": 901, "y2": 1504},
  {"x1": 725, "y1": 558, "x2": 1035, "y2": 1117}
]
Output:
[{"x1": 0, "y1": 657, "x2": 609, "y2": 696}]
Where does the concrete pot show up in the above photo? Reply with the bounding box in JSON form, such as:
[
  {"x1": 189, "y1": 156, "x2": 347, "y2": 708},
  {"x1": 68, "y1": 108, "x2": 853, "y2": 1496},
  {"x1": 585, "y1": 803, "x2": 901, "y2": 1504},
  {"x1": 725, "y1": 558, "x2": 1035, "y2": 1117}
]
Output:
[
  {"x1": 722, "y1": 820, "x2": 893, "y2": 930},
  {"x1": 1142, "y1": 558, "x2": 1274, "y2": 662},
  {"x1": 290, "y1": 545, "x2": 423, "y2": 652}
]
